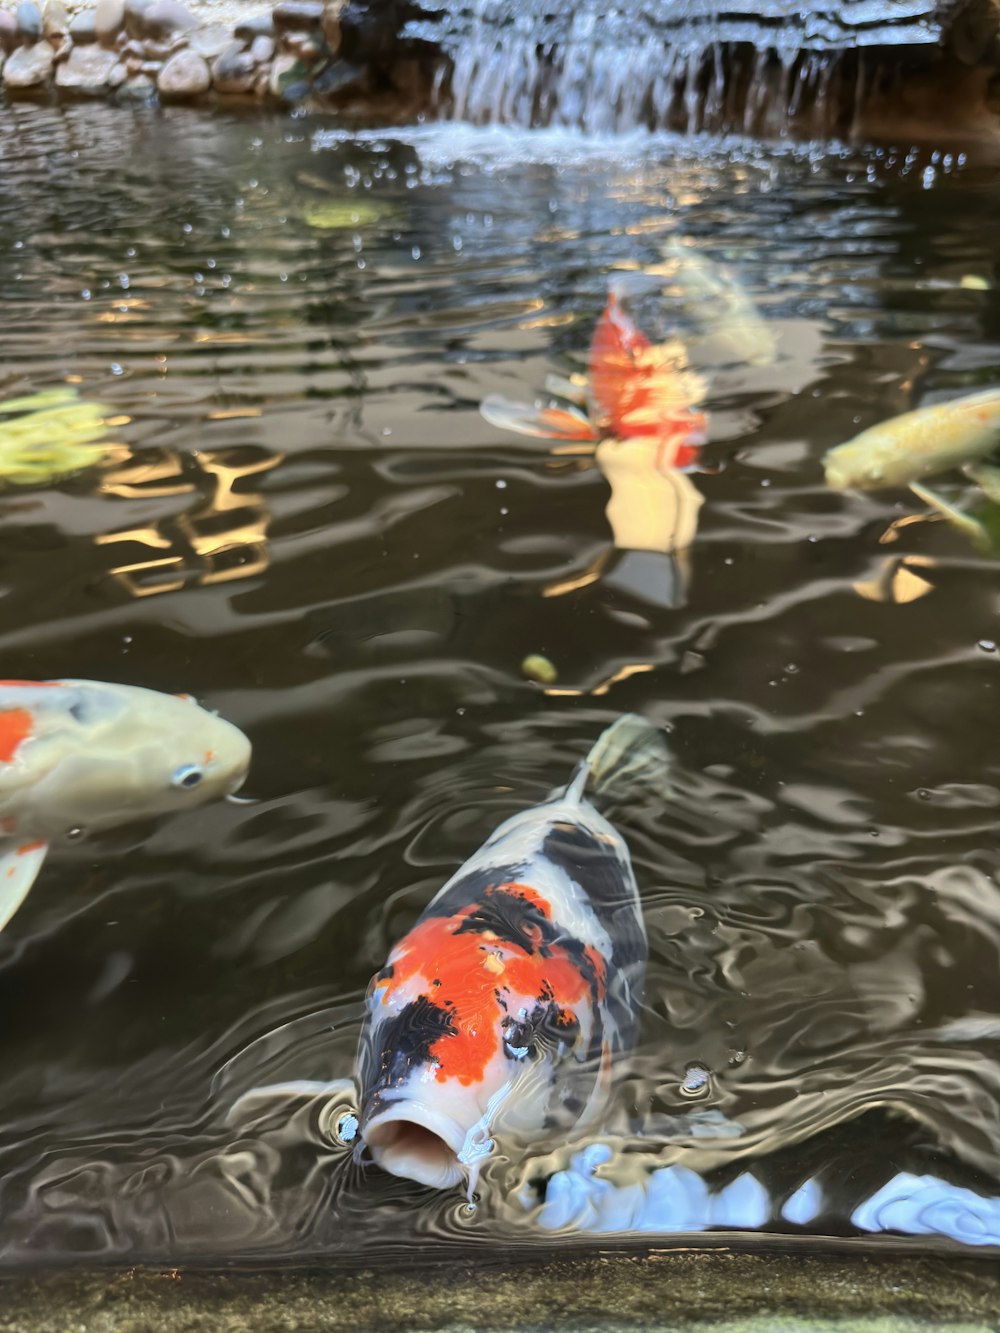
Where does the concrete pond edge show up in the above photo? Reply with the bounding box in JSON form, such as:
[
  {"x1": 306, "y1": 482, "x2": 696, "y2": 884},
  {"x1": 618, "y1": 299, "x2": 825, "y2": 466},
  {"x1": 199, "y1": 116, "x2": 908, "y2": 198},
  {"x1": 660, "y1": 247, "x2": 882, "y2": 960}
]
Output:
[{"x1": 2, "y1": 1247, "x2": 1000, "y2": 1331}]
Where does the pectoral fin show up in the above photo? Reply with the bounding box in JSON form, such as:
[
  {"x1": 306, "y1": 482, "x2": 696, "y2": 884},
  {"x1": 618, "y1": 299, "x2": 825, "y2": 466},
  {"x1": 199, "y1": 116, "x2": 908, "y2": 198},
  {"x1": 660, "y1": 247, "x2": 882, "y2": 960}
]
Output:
[
  {"x1": 0, "y1": 841, "x2": 49, "y2": 932},
  {"x1": 480, "y1": 394, "x2": 598, "y2": 441},
  {"x1": 910, "y1": 481, "x2": 991, "y2": 553}
]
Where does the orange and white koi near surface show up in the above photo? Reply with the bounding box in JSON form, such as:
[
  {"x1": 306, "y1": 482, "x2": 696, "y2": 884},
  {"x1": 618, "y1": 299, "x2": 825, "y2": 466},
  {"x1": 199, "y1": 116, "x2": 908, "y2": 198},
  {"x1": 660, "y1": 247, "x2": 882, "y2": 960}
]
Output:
[
  {"x1": 0, "y1": 679, "x2": 251, "y2": 932},
  {"x1": 356, "y1": 714, "x2": 666, "y2": 1194}
]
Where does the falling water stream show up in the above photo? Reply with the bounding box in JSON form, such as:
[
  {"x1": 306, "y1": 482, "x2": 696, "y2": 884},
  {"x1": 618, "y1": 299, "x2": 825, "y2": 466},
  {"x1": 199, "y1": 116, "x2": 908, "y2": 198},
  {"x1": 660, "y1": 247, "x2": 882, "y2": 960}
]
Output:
[
  {"x1": 0, "y1": 102, "x2": 999, "y2": 1265},
  {"x1": 411, "y1": 0, "x2": 945, "y2": 136}
]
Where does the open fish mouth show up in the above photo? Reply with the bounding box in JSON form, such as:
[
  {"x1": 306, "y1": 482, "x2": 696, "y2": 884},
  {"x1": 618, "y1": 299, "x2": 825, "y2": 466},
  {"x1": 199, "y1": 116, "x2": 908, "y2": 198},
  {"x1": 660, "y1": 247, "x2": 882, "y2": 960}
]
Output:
[{"x1": 362, "y1": 1102, "x2": 468, "y2": 1191}]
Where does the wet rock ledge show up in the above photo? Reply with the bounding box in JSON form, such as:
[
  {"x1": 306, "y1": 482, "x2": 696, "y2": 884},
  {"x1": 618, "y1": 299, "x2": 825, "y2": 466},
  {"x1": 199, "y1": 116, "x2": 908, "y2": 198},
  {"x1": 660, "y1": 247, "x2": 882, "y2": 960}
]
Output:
[{"x1": 0, "y1": 0, "x2": 434, "y2": 115}]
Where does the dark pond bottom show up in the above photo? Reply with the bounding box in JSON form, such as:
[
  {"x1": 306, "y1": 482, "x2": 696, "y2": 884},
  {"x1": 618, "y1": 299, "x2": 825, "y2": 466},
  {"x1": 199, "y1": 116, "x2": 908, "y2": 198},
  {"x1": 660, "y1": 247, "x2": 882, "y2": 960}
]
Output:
[{"x1": 1, "y1": 101, "x2": 1000, "y2": 1269}]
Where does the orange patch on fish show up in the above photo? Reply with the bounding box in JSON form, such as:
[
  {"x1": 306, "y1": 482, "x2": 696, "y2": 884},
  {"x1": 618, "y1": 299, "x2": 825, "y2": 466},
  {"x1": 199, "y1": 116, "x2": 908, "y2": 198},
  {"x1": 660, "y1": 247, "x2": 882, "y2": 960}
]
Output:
[
  {"x1": 492, "y1": 882, "x2": 553, "y2": 918},
  {"x1": 0, "y1": 709, "x2": 34, "y2": 763},
  {"x1": 389, "y1": 903, "x2": 593, "y2": 1088},
  {"x1": 588, "y1": 293, "x2": 706, "y2": 459}
]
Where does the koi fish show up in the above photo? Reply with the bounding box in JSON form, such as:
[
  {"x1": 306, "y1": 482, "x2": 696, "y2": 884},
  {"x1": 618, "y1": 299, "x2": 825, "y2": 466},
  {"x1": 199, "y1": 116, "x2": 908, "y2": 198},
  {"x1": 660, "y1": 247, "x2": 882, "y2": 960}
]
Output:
[
  {"x1": 480, "y1": 277, "x2": 708, "y2": 472},
  {"x1": 0, "y1": 679, "x2": 252, "y2": 932},
  {"x1": 823, "y1": 388, "x2": 1000, "y2": 492},
  {"x1": 586, "y1": 278, "x2": 708, "y2": 462},
  {"x1": 657, "y1": 240, "x2": 778, "y2": 368},
  {"x1": 356, "y1": 714, "x2": 666, "y2": 1194}
]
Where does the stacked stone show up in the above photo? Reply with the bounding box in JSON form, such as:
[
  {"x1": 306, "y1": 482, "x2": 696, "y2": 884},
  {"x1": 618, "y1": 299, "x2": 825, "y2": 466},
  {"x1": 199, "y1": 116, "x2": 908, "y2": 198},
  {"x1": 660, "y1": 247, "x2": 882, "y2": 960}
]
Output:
[{"x1": 0, "y1": 0, "x2": 368, "y2": 104}]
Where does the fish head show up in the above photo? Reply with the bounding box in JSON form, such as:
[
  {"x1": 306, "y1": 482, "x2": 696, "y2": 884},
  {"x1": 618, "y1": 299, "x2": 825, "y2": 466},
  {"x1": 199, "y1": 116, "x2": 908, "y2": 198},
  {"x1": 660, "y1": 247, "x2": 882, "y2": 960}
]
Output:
[
  {"x1": 822, "y1": 442, "x2": 883, "y2": 492},
  {"x1": 357, "y1": 885, "x2": 606, "y2": 1192},
  {"x1": 9, "y1": 681, "x2": 251, "y2": 834}
]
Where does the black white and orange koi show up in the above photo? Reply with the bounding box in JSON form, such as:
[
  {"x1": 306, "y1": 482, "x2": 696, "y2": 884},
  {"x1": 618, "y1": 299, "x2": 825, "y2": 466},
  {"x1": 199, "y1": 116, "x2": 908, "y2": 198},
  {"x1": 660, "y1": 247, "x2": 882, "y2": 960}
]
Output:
[
  {"x1": 0, "y1": 679, "x2": 251, "y2": 932},
  {"x1": 356, "y1": 714, "x2": 666, "y2": 1193}
]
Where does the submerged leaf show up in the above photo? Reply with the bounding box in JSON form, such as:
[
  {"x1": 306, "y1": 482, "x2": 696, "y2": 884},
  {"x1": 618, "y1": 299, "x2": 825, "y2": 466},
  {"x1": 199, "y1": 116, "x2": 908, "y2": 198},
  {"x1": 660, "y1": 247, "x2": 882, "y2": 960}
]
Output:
[
  {"x1": 0, "y1": 387, "x2": 124, "y2": 486},
  {"x1": 302, "y1": 201, "x2": 396, "y2": 230}
]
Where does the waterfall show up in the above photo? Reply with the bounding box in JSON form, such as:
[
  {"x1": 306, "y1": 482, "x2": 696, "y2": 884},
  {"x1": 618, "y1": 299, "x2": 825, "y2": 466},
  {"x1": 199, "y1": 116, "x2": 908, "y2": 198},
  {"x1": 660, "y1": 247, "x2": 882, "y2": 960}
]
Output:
[{"x1": 403, "y1": 0, "x2": 944, "y2": 136}]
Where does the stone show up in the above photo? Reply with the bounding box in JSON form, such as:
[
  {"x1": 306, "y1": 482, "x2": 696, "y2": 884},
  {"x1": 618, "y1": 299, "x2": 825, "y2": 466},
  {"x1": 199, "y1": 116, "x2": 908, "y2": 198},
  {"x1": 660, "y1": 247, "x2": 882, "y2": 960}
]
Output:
[
  {"x1": 142, "y1": 35, "x2": 178, "y2": 57},
  {"x1": 68, "y1": 9, "x2": 97, "y2": 41},
  {"x1": 122, "y1": 0, "x2": 149, "y2": 37},
  {"x1": 106, "y1": 55, "x2": 124, "y2": 82},
  {"x1": 249, "y1": 32, "x2": 272, "y2": 62},
  {"x1": 116, "y1": 70, "x2": 153, "y2": 97},
  {"x1": 187, "y1": 22, "x2": 230, "y2": 58},
  {"x1": 0, "y1": 8, "x2": 16, "y2": 51},
  {"x1": 312, "y1": 56, "x2": 362, "y2": 96},
  {"x1": 271, "y1": 0, "x2": 323, "y2": 31},
  {"x1": 139, "y1": 0, "x2": 195, "y2": 37},
  {"x1": 93, "y1": 0, "x2": 123, "y2": 43},
  {"x1": 55, "y1": 40, "x2": 118, "y2": 92},
  {"x1": 210, "y1": 40, "x2": 254, "y2": 91},
  {"x1": 283, "y1": 29, "x2": 323, "y2": 59},
  {"x1": 156, "y1": 45, "x2": 207, "y2": 95},
  {"x1": 42, "y1": 0, "x2": 66, "y2": 38},
  {"x1": 321, "y1": 7, "x2": 339, "y2": 51},
  {"x1": 15, "y1": 0, "x2": 41, "y2": 39},
  {"x1": 233, "y1": 11, "x2": 270, "y2": 40},
  {"x1": 268, "y1": 49, "x2": 307, "y2": 98},
  {"x1": 2, "y1": 37, "x2": 52, "y2": 82}
]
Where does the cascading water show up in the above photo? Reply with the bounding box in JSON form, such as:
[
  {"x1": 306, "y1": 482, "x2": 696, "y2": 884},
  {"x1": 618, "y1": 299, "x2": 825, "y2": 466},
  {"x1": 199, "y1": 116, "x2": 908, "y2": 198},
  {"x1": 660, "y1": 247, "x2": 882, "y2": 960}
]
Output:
[{"x1": 406, "y1": 0, "x2": 945, "y2": 136}]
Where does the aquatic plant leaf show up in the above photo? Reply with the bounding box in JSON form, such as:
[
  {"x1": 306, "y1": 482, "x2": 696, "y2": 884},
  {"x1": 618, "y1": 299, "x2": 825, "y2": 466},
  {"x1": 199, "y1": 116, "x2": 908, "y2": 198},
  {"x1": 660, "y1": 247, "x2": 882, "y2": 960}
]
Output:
[
  {"x1": 596, "y1": 437, "x2": 704, "y2": 554},
  {"x1": 0, "y1": 387, "x2": 122, "y2": 486},
  {"x1": 480, "y1": 394, "x2": 597, "y2": 441},
  {"x1": 302, "y1": 201, "x2": 396, "y2": 230}
]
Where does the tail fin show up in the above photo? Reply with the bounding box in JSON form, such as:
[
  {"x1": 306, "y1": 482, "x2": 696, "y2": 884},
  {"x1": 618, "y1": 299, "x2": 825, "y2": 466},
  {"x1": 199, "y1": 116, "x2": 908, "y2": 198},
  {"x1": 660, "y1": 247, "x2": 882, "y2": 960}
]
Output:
[{"x1": 566, "y1": 714, "x2": 669, "y2": 804}]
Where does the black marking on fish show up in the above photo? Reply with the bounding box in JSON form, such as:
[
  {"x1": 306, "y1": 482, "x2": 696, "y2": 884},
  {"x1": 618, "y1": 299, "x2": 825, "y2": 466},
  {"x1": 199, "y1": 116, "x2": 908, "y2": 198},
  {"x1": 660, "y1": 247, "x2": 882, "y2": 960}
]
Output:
[
  {"x1": 502, "y1": 1000, "x2": 582, "y2": 1064},
  {"x1": 423, "y1": 862, "x2": 529, "y2": 922},
  {"x1": 359, "y1": 993, "x2": 456, "y2": 1121},
  {"x1": 541, "y1": 821, "x2": 646, "y2": 972},
  {"x1": 454, "y1": 885, "x2": 558, "y2": 954}
]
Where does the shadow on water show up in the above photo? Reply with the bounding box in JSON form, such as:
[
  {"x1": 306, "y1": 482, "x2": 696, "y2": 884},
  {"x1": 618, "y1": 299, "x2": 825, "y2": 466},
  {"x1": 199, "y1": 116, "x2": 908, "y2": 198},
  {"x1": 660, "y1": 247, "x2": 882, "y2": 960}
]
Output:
[{"x1": 1, "y1": 103, "x2": 1000, "y2": 1264}]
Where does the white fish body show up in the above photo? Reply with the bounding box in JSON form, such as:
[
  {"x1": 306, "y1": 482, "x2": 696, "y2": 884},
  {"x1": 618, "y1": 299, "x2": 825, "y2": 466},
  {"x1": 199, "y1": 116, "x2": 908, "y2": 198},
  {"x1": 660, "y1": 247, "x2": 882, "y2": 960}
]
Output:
[
  {"x1": 824, "y1": 388, "x2": 1000, "y2": 491},
  {"x1": 657, "y1": 241, "x2": 778, "y2": 367},
  {"x1": 0, "y1": 679, "x2": 251, "y2": 930}
]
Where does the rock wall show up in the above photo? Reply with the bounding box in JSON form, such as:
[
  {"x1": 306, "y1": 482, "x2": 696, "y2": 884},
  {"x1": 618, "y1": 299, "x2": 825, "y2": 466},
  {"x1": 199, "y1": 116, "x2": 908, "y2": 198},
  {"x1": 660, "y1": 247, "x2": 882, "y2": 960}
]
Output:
[{"x1": 0, "y1": 0, "x2": 439, "y2": 113}]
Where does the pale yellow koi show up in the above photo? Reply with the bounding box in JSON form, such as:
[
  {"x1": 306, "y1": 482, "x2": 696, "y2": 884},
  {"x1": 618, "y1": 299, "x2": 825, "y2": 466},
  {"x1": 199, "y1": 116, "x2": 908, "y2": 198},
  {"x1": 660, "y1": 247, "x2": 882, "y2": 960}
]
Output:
[{"x1": 824, "y1": 388, "x2": 1000, "y2": 491}]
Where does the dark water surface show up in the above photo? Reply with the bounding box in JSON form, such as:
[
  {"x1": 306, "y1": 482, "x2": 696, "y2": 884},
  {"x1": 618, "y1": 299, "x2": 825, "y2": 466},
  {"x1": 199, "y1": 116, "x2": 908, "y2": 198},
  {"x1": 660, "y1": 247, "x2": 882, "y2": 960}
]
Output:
[{"x1": 1, "y1": 104, "x2": 1000, "y2": 1264}]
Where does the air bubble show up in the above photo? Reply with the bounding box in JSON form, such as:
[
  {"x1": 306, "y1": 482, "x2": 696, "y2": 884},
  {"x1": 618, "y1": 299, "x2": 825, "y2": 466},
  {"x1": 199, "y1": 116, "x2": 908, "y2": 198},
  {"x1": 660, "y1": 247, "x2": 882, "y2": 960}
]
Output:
[
  {"x1": 335, "y1": 1112, "x2": 359, "y2": 1145},
  {"x1": 680, "y1": 1063, "x2": 711, "y2": 1098}
]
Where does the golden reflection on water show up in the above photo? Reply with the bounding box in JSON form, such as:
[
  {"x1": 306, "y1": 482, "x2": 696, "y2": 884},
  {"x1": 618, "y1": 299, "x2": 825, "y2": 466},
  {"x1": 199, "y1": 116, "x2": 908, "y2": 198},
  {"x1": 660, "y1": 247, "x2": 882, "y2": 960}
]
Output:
[{"x1": 94, "y1": 446, "x2": 283, "y2": 598}]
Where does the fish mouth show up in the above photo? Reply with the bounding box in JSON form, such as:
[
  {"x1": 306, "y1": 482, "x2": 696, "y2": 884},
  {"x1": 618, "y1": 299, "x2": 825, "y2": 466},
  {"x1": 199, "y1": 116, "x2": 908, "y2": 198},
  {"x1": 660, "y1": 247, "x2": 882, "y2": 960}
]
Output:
[{"x1": 362, "y1": 1102, "x2": 467, "y2": 1191}]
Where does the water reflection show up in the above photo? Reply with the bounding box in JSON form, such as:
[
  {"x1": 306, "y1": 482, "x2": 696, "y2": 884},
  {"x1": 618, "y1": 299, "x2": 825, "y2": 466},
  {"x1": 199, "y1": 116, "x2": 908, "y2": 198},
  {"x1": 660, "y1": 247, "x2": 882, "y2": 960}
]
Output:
[
  {"x1": 94, "y1": 446, "x2": 283, "y2": 597},
  {"x1": 0, "y1": 107, "x2": 999, "y2": 1263}
]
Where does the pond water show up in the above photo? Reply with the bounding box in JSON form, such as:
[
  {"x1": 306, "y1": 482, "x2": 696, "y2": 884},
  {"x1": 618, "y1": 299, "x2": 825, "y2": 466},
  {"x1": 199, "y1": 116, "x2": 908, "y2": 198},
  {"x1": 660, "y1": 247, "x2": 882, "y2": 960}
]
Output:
[{"x1": 1, "y1": 104, "x2": 1000, "y2": 1265}]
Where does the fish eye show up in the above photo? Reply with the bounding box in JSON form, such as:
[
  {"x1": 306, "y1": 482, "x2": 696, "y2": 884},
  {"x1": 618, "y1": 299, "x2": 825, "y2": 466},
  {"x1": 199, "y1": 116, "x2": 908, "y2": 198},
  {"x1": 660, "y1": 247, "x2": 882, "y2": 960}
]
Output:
[{"x1": 172, "y1": 764, "x2": 204, "y2": 790}]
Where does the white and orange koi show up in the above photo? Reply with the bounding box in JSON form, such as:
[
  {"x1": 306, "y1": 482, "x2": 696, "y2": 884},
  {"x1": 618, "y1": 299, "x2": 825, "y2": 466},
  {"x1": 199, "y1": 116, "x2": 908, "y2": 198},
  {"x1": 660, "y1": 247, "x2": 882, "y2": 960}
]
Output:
[
  {"x1": 356, "y1": 714, "x2": 666, "y2": 1194},
  {"x1": 0, "y1": 679, "x2": 251, "y2": 931},
  {"x1": 481, "y1": 277, "x2": 708, "y2": 470}
]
